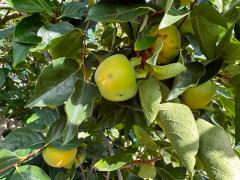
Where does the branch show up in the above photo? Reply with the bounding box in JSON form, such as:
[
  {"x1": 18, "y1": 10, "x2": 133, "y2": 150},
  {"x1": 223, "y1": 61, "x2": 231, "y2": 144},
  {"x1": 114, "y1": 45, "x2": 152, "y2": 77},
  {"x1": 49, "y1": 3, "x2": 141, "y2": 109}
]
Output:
[
  {"x1": 100, "y1": 131, "x2": 123, "y2": 180},
  {"x1": 0, "y1": 146, "x2": 46, "y2": 174},
  {"x1": 122, "y1": 157, "x2": 161, "y2": 169},
  {"x1": 0, "y1": 12, "x2": 23, "y2": 25},
  {"x1": 81, "y1": 20, "x2": 90, "y2": 80}
]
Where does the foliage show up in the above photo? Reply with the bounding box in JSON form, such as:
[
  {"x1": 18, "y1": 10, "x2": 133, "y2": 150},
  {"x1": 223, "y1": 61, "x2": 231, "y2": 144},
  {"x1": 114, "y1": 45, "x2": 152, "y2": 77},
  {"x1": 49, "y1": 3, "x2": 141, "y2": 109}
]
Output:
[{"x1": 0, "y1": 0, "x2": 240, "y2": 179}]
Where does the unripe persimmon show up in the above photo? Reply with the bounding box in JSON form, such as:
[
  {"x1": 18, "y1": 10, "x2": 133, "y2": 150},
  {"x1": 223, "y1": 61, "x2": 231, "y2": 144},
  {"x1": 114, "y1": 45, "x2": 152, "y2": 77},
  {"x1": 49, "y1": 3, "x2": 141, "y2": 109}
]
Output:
[
  {"x1": 181, "y1": 80, "x2": 216, "y2": 109},
  {"x1": 94, "y1": 54, "x2": 138, "y2": 101}
]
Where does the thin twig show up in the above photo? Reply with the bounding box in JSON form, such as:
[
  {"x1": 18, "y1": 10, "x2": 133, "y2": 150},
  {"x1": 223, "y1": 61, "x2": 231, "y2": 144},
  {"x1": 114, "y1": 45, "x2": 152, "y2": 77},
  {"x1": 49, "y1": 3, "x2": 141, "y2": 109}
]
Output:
[
  {"x1": 81, "y1": 20, "x2": 90, "y2": 80},
  {"x1": 100, "y1": 131, "x2": 123, "y2": 180},
  {"x1": 0, "y1": 146, "x2": 46, "y2": 174},
  {"x1": 122, "y1": 156, "x2": 161, "y2": 169},
  {"x1": 0, "y1": 12, "x2": 23, "y2": 25}
]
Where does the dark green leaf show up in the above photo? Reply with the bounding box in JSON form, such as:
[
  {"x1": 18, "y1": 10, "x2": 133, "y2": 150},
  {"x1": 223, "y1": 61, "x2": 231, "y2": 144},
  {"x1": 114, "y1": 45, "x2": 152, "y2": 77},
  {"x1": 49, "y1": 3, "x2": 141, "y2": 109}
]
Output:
[
  {"x1": 94, "y1": 151, "x2": 132, "y2": 171},
  {"x1": 10, "y1": 165, "x2": 50, "y2": 180},
  {"x1": 157, "y1": 163, "x2": 186, "y2": 180},
  {"x1": 14, "y1": 14, "x2": 45, "y2": 44},
  {"x1": 139, "y1": 77, "x2": 161, "y2": 124},
  {"x1": 0, "y1": 149, "x2": 19, "y2": 178},
  {"x1": 48, "y1": 29, "x2": 83, "y2": 59},
  {"x1": 0, "y1": 27, "x2": 15, "y2": 40},
  {"x1": 46, "y1": 118, "x2": 66, "y2": 144},
  {"x1": 95, "y1": 108, "x2": 125, "y2": 130},
  {"x1": 25, "y1": 58, "x2": 79, "y2": 108},
  {"x1": 63, "y1": 80, "x2": 99, "y2": 144},
  {"x1": 0, "y1": 69, "x2": 5, "y2": 88},
  {"x1": 0, "y1": 127, "x2": 44, "y2": 152},
  {"x1": 87, "y1": 0, "x2": 154, "y2": 22},
  {"x1": 12, "y1": 41, "x2": 32, "y2": 67},
  {"x1": 36, "y1": 21, "x2": 74, "y2": 50},
  {"x1": 197, "y1": 119, "x2": 240, "y2": 179},
  {"x1": 26, "y1": 108, "x2": 60, "y2": 131},
  {"x1": 5, "y1": 0, "x2": 53, "y2": 14},
  {"x1": 61, "y1": 2, "x2": 87, "y2": 20},
  {"x1": 167, "y1": 62, "x2": 205, "y2": 101},
  {"x1": 156, "y1": 103, "x2": 199, "y2": 176},
  {"x1": 191, "y1": 6, "x2": 219, "y2": 59}
]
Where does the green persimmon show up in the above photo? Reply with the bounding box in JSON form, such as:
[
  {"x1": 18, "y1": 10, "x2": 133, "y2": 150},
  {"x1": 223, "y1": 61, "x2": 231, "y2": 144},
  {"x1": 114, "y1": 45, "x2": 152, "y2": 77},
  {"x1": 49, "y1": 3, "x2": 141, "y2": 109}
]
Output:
[
  {"x1": 181, "y1": 80, "x2": 216, "y2": 109},
  {"x1": 95, "y1": 54, "x2": 138, "y2": 101}
]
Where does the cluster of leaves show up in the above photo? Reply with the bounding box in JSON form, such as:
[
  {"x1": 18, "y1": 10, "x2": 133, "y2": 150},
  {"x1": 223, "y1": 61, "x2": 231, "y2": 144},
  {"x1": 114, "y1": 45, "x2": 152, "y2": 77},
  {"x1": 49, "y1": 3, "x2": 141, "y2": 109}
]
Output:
[{"x1": 1, "y1": 0, "x2": 240, "y2": 179}]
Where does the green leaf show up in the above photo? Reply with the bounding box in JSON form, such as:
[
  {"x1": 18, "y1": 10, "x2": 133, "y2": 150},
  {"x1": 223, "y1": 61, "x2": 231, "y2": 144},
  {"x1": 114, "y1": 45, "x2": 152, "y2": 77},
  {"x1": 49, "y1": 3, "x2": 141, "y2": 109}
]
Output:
[
  {"x1": 167, "y1": 62, "x2": 205, "y2": 101},
  {"x1": 157, "y1": 163, "x2": 186, "y2": 180},
  {"x1": 36, "y1": 21, "x2": 74, "y2": 50},
  {"x1": 95, "y1": 108, "x2": 125, "y2": 130},
  {"x1": 12, "y1": 41, "x2": 32, "y2": 67},
  {"x1": 26, "y1": 108, "x2": 59, "y2": 131},
  {"x1": 0, "y1": 127, "x2": 44, "y2": 152},
  {"x1": 87, "y1": 0, "x2": 155, "y2": 22},
  {"x1": 94, "y1": 152, "x2": 132, "y2": 171},
  {"x1": 139, "y1": 77, "x2": 161, "y2": 124},
  {"x1": 0, "y1": 149, "x2": 19, "y2": 178},
  {"x1": 60, "y1": 2, "x2": 87, "y2": 20},
  {"x1": 48, "y1": 29, "x2": 83, "y2": 59},
  {"x1": 46, "y1": 118, "x2": 66, "y2": 144},
  {"x1": 25, "y1": 58, "x2": 79, "y2": 108},
  {"x1": 138, "y1": 164, "x2": 156, "y2": 178},
  {"x1": 151, "y1": 62, "x2": 187, "y2": 80},
  {"x1": 196, "y1": 119, "x2": 240, "y2": 180},
  {"x1": 10, "y1": 165, "x2": 50, "y2": 180},
  {"x1": 191, "y1": 5, "x2": 219, "y2": 59},
  {"x1": 0, "y1": 27, "x2": 15, "y2": 40},
  {"x1": 14, "y1": 14, "x2": 45, "y2": 44},
  {"x1": 156, "y1": 103, "x2": 199, "y2": 176},
  {"x1": 133, "y1": 125, "x2": 159, "y2": 150},
  {"x1": 0, "y1": 69, "x2": 5, "y2": 88},
  {"x1": 235, "y1": 91, "x2": 240, "y2": 145},
  {"x1": 160, "y1": 8, "x2": 189, "y2": 29},
  {"x1": 134, "y1": 30, "x2": 156, "y2": 51},
  {"x1": 63, "y1": 80, "x2": 99, "y2": 144},
  {"x1": 146, "y1": 39, "x2": 163, "y2": 65},
  {"x1": 195, "y1": 3, "x2": 227, "y2": 29},
  {"x1": 4, "y1": 0, "x2": 53, "y2": 14}
]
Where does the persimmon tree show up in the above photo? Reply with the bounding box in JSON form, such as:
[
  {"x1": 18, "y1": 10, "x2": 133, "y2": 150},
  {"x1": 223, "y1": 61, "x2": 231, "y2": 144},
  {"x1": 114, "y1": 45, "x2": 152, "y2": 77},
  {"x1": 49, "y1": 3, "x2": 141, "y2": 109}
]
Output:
[{"x1": 0, "y1": 0, "x2": 240, "y2": 179}]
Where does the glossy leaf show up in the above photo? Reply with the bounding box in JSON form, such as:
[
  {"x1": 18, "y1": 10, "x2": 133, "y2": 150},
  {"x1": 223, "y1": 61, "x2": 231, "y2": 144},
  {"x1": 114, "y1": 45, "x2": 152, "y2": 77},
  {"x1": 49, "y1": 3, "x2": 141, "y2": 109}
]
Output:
[
  {"x1": 37, "y1": 21, "x2": 74, "y2": 50},
  {"x1": 48, "y1": 29, "x2": 83, "y2": 59},
  {"x1": 61, "y1": 2, "x2": 87, "y2": 20},
  {"x1": 12, "y1": 41, "x2": 32, "y2": 67},
  {"x1": 0, "y1": 127, "x2": 44, "y2": 151},
  {"x1": 151, "y1": 62, "x2": 187, "y2": 80},
  {"x1": 191, "y1": 6, "x2": 219, "y2": 59},
  {"x1": 94, "y1": 152, "x2": 132, "y2": 171},
  {"x1": 25, "y1": 58, "x2": 79, "y2": 108},
  {"x1": 46, "y1": 118, "x2": 66, "y2": 144},
  {"x1": 14, "y1": 14, "x2": 45, "y2": 44},
  {"x1": 156, "y1": 103, "x2": 199, "y2": 176},
  {"x1": 167, "y1": 62, "x2": 205, "y2": 101},
  {"x1": 139, "y1": 77, "x2": 161, "y2": 124},
  {"x1": 26, "y1": 108, "x2": 59, "y2": 131},
  {"x1": 87, "y1": 0, "x2": 154, "y2": 22},
  {"x1": 5, "y1": 0, "x2": 53, "y2": 14},
  {"x1": 10, "y1": 165, "x2": 50, "y2": 180},
  {"x1": 146, "y1": 39, "x2": 163, "y2": 65},
  {"x1": 197, "y1": 119, "x2": 240, "y2": 180},
  {"x1": 0, "y1": 149, "x2": 19, "y2": 178},
  {"x1": 63, "y1": 80, "x2": 99, "y2": 144},
  {"x1": 134, "y1": 30, "x2": 156, "y2": 51}
]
